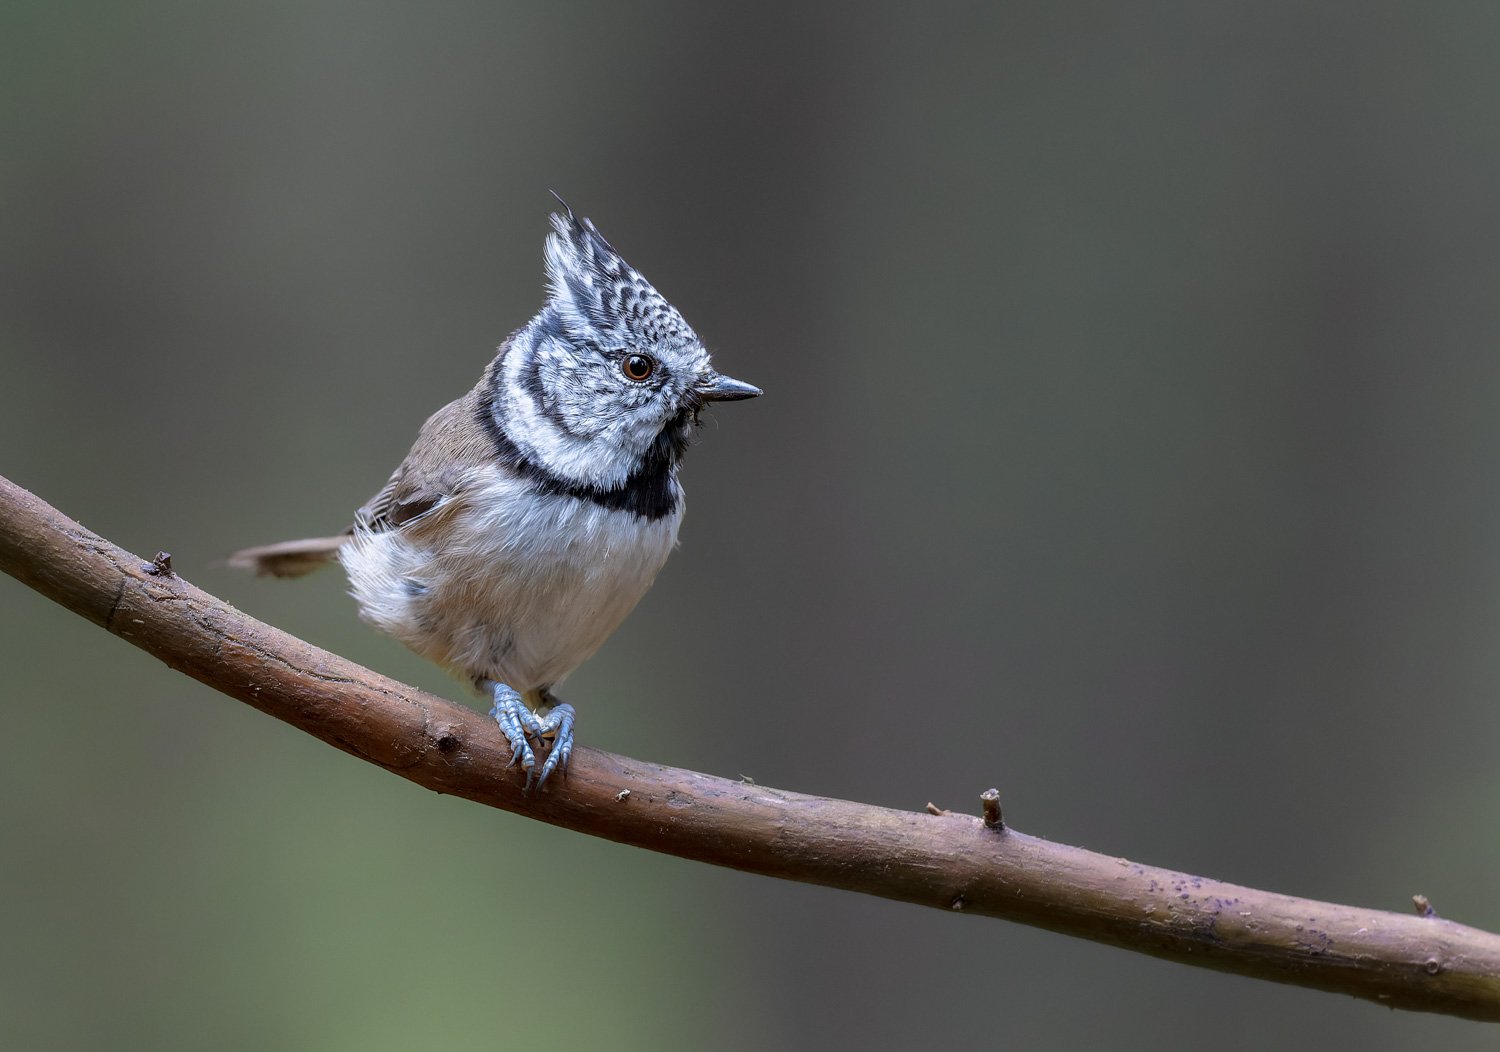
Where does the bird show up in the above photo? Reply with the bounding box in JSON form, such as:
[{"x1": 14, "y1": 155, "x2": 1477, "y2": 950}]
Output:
[{"x1": 229, "y1": 199, "x2": 760, "y2": 788}]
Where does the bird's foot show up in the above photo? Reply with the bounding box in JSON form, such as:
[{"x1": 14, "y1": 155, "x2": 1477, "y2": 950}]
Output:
[
  {"x1": 488, "y1": 683, "x2": 541, "y2": 776},
  {"x1": 486, "y1": 683, "x2": 575, "y2": 790},
  {"x1": 533, "y1": 700, "x2": 575, "y2": 787}
]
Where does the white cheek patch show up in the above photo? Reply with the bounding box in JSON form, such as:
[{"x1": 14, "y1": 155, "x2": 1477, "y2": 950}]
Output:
[{"x1": 499, "y1": 331, "x2": 665, "y2": 491}]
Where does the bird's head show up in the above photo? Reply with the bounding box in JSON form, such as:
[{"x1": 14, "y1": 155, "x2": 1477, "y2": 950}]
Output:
[{"x1": 487, "y1": 200, "x2": 759, "y2": 496}]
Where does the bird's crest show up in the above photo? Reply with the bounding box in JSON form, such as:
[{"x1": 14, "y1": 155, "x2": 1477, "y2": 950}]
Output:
[{"x1": 543, "y1": 198, "x2": 696, "y2": 348}]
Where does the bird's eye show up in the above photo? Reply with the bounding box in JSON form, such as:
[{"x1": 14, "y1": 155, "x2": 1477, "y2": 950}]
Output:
[{"x1": 621, "y1": 354, "x2": 656, "y2": 382}]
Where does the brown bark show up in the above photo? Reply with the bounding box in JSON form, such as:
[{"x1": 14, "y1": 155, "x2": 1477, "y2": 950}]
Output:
[{"x1": 1, "y1": 472, "x2": 1497, "y2": 1021}]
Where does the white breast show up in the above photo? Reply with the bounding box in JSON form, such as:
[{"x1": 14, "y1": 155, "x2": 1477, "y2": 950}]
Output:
[{"x1": 339, "y1": 464, "x2": 681, "y2": 698}]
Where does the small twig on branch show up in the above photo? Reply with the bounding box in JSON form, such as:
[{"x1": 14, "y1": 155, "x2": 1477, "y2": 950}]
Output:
[
  {"x1": 979, "y1": 787, "x2": 1003, "y2": 830},
  {"x1": 1, "y1": 471, "x2": 1497, "y2": 1021}
]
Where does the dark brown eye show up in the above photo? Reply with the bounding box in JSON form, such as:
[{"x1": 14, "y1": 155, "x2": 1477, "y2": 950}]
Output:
[{"x1": 621, "y1": 354, "x2": 656, "y2": 382}]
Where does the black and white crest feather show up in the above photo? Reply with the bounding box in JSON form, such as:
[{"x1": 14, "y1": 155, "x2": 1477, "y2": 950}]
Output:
[{"x1": 544, "y1": 203, "x2": 697, "y2": 349}]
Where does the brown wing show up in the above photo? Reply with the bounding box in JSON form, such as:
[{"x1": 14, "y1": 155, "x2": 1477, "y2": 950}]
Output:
[{"x1": 355, "y1": 387, "x2": 497, "y2": 533}]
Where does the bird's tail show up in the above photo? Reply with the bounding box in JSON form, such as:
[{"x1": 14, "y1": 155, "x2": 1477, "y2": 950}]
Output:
[{"x1": 227, "y1": 536, "x2": 348, "y2": 578}]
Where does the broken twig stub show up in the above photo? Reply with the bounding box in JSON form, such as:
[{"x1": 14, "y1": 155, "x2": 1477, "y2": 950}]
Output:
[
  {"x1": 141, "y1": 551, "x2": 174, "y2": 576},
  {"x1": 980, "y1": 788, "x2": 1003, "y2": 830}
]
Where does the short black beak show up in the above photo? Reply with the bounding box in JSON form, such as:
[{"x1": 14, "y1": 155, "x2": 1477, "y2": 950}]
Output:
[{"x1": 697, "y1": 371, "x2": 762, "y2": 402}]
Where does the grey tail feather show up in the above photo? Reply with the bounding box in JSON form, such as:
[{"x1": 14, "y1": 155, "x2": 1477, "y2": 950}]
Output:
[{"x1": 226, "y1": 536, "x2": 348, "y2": 578}]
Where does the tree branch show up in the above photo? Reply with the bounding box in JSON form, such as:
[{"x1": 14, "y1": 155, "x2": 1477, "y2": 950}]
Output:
[{"x1": 2, "y1": 471, "x2": 1497, "y2": 1021}]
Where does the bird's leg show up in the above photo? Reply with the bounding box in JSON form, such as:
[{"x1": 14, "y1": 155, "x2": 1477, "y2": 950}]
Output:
[
  {"x1": 485, "y1": 681, "x2": 544, "y2": 785},
  {"x1": 533, "y1": 688, "x2": 576, "y2": 787},
  {"x1": 483, "y1": 682, "x2": 575, "y2": 790}
]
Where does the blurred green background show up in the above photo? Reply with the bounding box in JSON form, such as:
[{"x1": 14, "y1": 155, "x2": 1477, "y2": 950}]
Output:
[{"x1": 3, "y1": 2, "x2": 1499, "y2": 1048}]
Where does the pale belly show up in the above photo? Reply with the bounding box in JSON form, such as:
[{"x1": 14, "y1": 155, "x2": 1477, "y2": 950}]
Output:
[{"x1": 340, "y1": 470, "x2": 681, "y2": 697}]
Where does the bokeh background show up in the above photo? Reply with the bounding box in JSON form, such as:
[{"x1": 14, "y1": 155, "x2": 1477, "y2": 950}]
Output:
[{"x1": 3, "y1": 2, "x2": 1499, "y2": 1048}]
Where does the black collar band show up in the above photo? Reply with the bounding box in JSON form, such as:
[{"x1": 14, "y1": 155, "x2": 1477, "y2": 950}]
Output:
[{"x1": 476, "y1": 374, "x2": 683, "y2": 522}]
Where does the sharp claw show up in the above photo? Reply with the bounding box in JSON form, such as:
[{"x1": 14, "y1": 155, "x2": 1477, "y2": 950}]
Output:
[
  {"x1": 505, "y1": 740, "x2": 536, "y2": 771},
  {"x1": 504, "y1": 734, "x2": 536, "y2": 773},
  {"x1": 537, "y1": 739, "x2": 571, "y2": 787}
]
